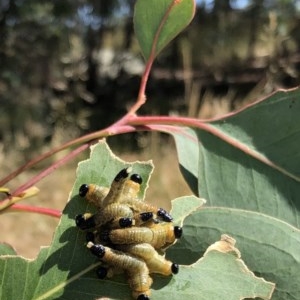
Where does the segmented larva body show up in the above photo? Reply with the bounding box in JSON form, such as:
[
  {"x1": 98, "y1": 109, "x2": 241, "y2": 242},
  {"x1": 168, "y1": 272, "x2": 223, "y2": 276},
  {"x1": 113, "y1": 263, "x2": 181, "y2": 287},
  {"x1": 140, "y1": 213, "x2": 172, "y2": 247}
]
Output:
[
  {"x1": 76, "y1": 206, "x2": 155, "y2": 231},
  {"x1": 101, "y1": 167, "x2": 133, "y2": 207},
  {"x1": 78, "y1": 167, "x2": 132, "y2": 209},
  {"x1": 79, "y1": 168, "x2": 141, "y2": 209},
  {"x1": 80, "y1": 170, "x2": 172, "y2": 222},
  {"x1": 92, "y1": 203, "x2": 134, "y2": 228},
  {"x1": 118, "y1": 174, "x2": 141, "y2": 202},
  {"x1": 75, "y1": 204, "x2": 133, "y2": 231},
  {"x1": 103, "y1": 223, "x2": 182, "y2": 250},
  {"x1": 77, "y1": 168, "x2": 173, "y2": 231},
  {"x1": 88, "y1": 242, "x2": 152, "y2": 299},
  {"x1": 77, "y1": 168, "x2": 182, "y2": 299},
  {"x1": 117, "y1": 243, "x2": 178, "y2": 276},
  {"x1": 79, "y1": 184, "x2": 109, "y2": 208},
  {"x1": 130, "y1": 273, "x2": 152, "y2": 300},
  {"x1": 82, "y1": 182, "x2": 172, "y2": 223}
]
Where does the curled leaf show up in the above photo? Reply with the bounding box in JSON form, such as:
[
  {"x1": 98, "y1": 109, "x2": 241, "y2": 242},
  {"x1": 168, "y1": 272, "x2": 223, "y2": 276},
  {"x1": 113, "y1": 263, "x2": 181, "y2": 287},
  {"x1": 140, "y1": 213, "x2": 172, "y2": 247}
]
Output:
[{"x1": 0, "y1": 186, "x2": 40, "y2": 212}]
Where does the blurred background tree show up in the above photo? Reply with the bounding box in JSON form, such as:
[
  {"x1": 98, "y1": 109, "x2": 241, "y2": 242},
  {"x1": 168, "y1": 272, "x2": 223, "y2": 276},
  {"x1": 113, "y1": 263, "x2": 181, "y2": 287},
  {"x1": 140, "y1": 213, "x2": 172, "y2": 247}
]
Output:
[{"x1": 0, "y1": 0, "x2": 300, "y2": 169}]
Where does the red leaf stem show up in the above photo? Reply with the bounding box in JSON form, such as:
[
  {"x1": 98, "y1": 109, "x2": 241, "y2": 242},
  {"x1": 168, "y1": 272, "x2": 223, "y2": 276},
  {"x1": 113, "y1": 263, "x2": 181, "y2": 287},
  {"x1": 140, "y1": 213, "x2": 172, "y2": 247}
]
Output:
[
  {"x1": 127, "y1": 115, "x2": 300, "y2": 182},
  {"x1": 124, "y1": 1, "x2": 181, "y2": 119},
  {"x1": 7, "y1": 203, "x2": 62, "y2": 218},
  {"x1": 12, "y1": 143, "x2": 90, "y2": 196},
  {"x1": 0, "y1": 125, "x2": 138, "y2": 187}
]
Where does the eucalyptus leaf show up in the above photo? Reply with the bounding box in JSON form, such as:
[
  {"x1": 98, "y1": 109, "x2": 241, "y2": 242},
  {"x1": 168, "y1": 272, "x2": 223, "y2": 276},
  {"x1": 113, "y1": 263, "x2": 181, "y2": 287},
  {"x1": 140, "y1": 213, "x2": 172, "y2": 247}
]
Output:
[
  {"x1": 170, "y1": 88, "x2": 300, "y2": 228},
  {"x1": 134, "y1": 0, "x2": 195, "y2": 60},
  {"x1": 168, "y1": 207, "x2": 300, "y2": 300},
  {"x1": 153, "y1": 234, "x2": 274, "y2": 300},
  {"x1": 0, "y1": 243, "x2": 17, "y2": 256}
]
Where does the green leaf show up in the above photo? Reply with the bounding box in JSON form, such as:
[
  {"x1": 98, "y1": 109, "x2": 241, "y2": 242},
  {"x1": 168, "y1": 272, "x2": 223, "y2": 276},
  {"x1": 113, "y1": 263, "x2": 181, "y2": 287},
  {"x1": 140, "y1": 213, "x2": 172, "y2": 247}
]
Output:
[
  {"x1": 168, "y1": 207, "x2": 300, "y2": 300},
  {"x1": 167, "y1": 88, "x2": 300, "y2": 299},
  {"x1": 0, "y1": 141, "x2": 273, "y2": 300},
  {"x1": 0, "y1": 243, "x2": 17, "y2": 256},
  {"x1": 170, "y1": 88, "x2": 300, "y2": 227},
  {"x1": 0, "y1": 141, "x2": 154, "y2": 300},
  {"x1": 171, "y1": 127, "x2": 199, "y2": 194},
  {"x1": 170, "y1": 195, "x2": 205, "y2": 224},
  {"x1": 134, "y1": 0, "x2": 196, "y2": 60},
  {"x1": 156, "y1": 235, "x2": 274, "y2": 300},
  {"x1": 0, "y1": 248, "x2": 51, "y2": 300}
]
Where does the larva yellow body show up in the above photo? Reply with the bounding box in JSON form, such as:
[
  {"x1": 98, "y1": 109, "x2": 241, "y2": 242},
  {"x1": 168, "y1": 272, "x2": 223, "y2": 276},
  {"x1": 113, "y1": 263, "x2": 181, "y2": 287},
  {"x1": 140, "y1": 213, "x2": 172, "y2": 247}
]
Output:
[
  {"x1": 78, "y1": 168, "x2": 132, "y2": 209},
  {"x1": 103, "y1": 223, "x2": 181, "y2": 249},
  {"x1": 77, "y1": 168, "x2": 173, "y2": 231},
  {"x1": 101, "y1": 167, "x2": 133, "y2": 207},
  {"x1": 117, "y1": 243, "x2": 177, "y2": 276},
  {"x1": 92, "y1": 203, "x2": 134, "y2": 228},
  {"x1": 79, "y1": 184, "x2": 109, "y2": 207},
  {"x1": 76, "y1": 168, "x2": 182, "y2": 299},
  {"x1": 87, "y1": 242, "x2": 152, "y2": 300},
  {"x1": 80, "y1": 168, "x2": 140, "y2": 209},
  {"x1": 118, "y1": 176, "x2": 141, "y2": 203},
  {"x1": 76, "y1": 205, "x2": 155, "y2": 230},
  {"x1": 81, "y1": 180, "x2": 159, "y2": 217},
  {"x1": 79, "y1": 170, "x2": 172, "y2": 223}
]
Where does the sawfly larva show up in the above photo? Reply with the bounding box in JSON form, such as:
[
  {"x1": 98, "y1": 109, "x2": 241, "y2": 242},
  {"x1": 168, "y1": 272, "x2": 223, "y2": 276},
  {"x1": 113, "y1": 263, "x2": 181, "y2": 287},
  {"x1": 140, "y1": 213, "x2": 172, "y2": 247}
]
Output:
[
  {"x1": 78, "y1": 183, "x2": 108, "y2": 207},
  {"x1": 116, "y1": 243, "x2": 179, "y2": 276},
  {"x1": 76, "y1": 205, "x2": 154, "y2": 230},
  {"x1": 76, "y1": 168, "x2": 182, "y2": 299},
  {"x1": 79, "y1": 167, "x2": 132, "y2": 207},
  {"x1": 100, "y1": 222, "x2": 183, "y2": 250},
  {"x1": 87, "y1": 242, "x2": 152, "y2": 300},
  {"x1": 76, "y1": 203, "x2": 133, "y2": 230},
  {"x1": 79, "y1": 168, "x2": 173, "y2": 225}
]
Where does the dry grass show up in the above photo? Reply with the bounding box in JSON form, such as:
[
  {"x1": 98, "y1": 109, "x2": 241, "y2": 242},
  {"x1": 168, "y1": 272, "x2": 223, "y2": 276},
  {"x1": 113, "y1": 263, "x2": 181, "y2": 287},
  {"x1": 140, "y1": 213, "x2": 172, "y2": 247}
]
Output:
[{"x1": 1, "y1": 141, "x2": 191, "y2": 259}]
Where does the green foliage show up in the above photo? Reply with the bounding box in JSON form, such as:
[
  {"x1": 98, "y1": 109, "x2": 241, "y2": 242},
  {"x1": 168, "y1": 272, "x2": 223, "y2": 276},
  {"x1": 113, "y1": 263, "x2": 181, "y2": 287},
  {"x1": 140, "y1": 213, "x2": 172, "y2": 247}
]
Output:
[
  {"x1": 134, "y1": 0, "x2": 195, "y2": 60},
  {"x1": 170, "y1": 208, "x2": 300, "y2": 300},
  {"x1": 0, "y1": 243, "x2": 17, "y2": 256},
  {"x1": 0, "y1": 142, "x2": 274, "y2": 300},
  {"x1": 1, "y1": 0, "x2": 300, "y2": 299},
  {"x1": 172, "y1": 89, "x2": 300, "y2": 220},
  {"x1": 169, "y1": 88, "x2": 300, "y2": 299},
  {"x1": 157, "y1": 244, "x2": 274, "y2": 300},
  {"x1": 0, "y1": 142, "x2": 153, "y2": 300}
]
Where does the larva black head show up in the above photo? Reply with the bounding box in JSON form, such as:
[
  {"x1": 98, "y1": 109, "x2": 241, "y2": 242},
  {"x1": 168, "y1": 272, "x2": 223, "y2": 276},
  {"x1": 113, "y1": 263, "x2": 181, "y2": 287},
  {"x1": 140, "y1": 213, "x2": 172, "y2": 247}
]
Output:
[
  {"x1": 86, "y1": 232, "x2": 95, "y2": 243},
  {"x1": 79, "y1": 184, "x2": 89, "y2": 197},
  {"x1": 99, "y1": 230, "x2": 111, "y2": 243},
  {"x1": 140, "y1": 212, "x2": 153, "y2": 222},
  {"x1": 171, "y1": 263, "x2": 179, "y2": 274},
  {"x1": 114, "y1": 168, "x2": 130, "y2": 182},
  {"x1": 75, "y1": 214, "x2": 96, "y2": 230},
  {"x1": 130, "y1": 173, "x2": 142, "y2": 184},
  {"x1": 174, "y1": 226, "x2": 183, "y2": 239},
  {"x1": 119, "y1": 217, "x2": 133, "y2": 228},
  {"x1": 90, "y1": 243, "x2": 106, "y2": 258},
  {"x1": 137, "y1": 294, "x2": 150, "y2": 300},
  {"x1": 157, "y1": 208, "x2": 173, "y2": 222},
  {"x1": 96, "y1": 266, "x2": 108, "y2": 279}
]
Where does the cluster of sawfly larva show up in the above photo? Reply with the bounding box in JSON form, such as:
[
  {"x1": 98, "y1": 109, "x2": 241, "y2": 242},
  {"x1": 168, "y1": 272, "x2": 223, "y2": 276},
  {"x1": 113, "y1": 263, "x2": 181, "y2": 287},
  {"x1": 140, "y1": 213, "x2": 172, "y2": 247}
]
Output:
[{"x1": 75, "y1": 167, "x2": 182, "y2": 300}]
